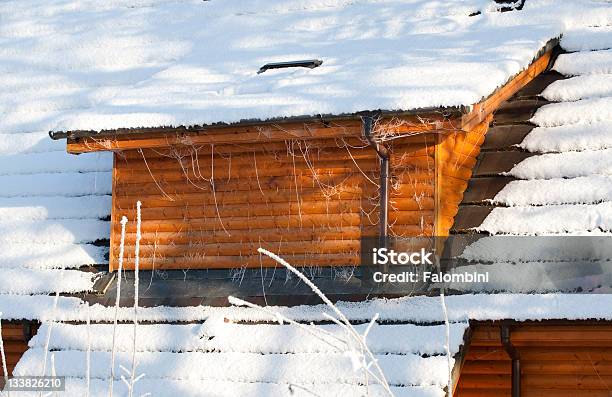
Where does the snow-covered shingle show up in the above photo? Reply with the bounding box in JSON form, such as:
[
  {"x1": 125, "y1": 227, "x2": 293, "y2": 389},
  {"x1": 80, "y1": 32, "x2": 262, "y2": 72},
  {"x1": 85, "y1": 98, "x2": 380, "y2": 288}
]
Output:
[
  {"x1": 1, "y1": 2, "x2": 612, "y2": 396},
  {"x1": 479, "y1": 24, "x2": 612, "y2": 237}
]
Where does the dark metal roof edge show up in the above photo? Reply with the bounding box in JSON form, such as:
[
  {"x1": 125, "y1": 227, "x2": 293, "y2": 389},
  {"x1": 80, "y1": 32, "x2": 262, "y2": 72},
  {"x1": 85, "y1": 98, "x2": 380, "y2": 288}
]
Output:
[{"x1": 49, "y1": 107, "x2": 465, "y2": 140}]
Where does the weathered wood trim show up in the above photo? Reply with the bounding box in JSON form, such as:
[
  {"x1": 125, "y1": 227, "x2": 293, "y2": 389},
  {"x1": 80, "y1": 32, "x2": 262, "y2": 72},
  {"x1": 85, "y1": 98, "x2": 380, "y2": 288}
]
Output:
[{"x1": 66, "y1": 116, "x2": 456, "y2": 154}]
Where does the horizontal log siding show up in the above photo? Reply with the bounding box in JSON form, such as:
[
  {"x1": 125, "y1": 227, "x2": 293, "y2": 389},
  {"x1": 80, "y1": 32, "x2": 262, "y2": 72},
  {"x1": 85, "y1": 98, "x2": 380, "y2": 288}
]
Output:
[
  {"x1": 0, "y1": 322, "x2": 38, "y2": 389},
  {"x1": 111, "y1": 132, "x2": 436, "y2": 270},
  {"x1": 456, "y1": 321, "x2": 612, "y2": 397}
]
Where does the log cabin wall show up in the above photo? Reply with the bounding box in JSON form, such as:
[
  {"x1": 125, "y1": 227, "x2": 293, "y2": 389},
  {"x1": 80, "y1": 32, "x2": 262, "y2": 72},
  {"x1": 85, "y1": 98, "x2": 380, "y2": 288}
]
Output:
[
  {"x1": 0, "y1": 321, "x2": 38, "y2": 389},
  {"x1": 109, "y1": 121, "x2": 439, "y2": 270},
  {"x1": 456, "y1": 321, "x2": 612, "y2": 397}
]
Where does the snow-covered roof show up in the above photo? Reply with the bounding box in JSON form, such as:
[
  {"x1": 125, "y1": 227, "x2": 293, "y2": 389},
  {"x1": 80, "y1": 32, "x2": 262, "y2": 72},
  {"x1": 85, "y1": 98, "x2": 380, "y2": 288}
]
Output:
[
  {"x1": 13, "y1": 320, "x2": 468, "y2": 397},
  {"x1": 1, "y1": 0, "x2": 610, "y2": 134},
  {"x1": 477, "y1": 26, "x2": 612, "y2": 235},
  {"x1": 0, "y1": 134, "x2": 110, "y2": 305},
  {"x1": 2, "y1": 3, "x2": 612, "y2": 396}
]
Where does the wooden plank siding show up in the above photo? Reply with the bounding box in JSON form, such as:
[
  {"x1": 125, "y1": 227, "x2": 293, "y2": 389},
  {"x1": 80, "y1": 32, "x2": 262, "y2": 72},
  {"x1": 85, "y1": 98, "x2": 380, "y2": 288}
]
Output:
[
  {"x1": 109, "y1": 128, "x2": 438, "y2": 270},
  {"x1": 0, "y1": 322, "x2": 38, "y2": 389},
  {"x1": 456, "y1": 321, "x2": 612, "y2": 397}
]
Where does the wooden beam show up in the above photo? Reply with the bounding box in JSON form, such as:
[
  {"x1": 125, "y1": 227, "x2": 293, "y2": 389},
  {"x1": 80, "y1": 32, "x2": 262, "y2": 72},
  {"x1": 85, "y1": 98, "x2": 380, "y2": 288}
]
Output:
[{"x1": 66, "y1": 115, "x2": 455, "y2": 154}]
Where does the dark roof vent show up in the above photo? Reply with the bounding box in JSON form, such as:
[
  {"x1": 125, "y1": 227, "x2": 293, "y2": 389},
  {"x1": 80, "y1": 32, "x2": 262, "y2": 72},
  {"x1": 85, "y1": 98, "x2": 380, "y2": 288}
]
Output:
[{"x1": 258, "y1": 59, "x2": 323, "y2": 74}]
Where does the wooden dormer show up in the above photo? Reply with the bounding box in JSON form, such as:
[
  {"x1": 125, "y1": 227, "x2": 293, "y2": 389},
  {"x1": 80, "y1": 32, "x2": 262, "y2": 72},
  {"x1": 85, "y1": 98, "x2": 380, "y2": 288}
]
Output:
[{"x1": 54, "y1": 42, "x2": 555, "y2": 271}]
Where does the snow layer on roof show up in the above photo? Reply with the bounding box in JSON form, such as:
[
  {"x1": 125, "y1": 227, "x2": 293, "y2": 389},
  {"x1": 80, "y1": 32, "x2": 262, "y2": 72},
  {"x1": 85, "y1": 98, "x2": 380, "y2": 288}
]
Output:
[
  {"x1": 518, "y1": 122, "x2": 612, "y2": 152},
  {"x1": 542, "y1": 74, "x2": 612, "y2": 101},
  {"x1": 0, "y1": 134, "x2": 111, "y2": 303},
  {"x1": 479, "y1": 25, "x2": 612, "y2": 240},
  {"x1": 7, "y1": 292, "x2": 612, "y2": 323},
  {"x1": 440, "y1": 261, "x2": 612, "y2": 293},
  {"x1": 477, "y1": 202, "x2": 612, "y2": 235},
  {"x1": 0, "y1": 131, "x2": 64, "y2": 155},
  {"x1": 16, "y1": 318, "x2": 467, "y2": 396},
  {"x1": 0, "y1": 219, "x2": 109, "y2": 244},
  {"x1": 0, "y1": 268, "x2": 94, "y2": 295},
  {"x1": 16, "y1": 348, "x2": 452, "y2": 386},
  {"x1": 0, "y1": 171, "x2": 111, "y2": 197},
  {"x1": 507, "y1": 148, "x2": 612, "y2": 179},
  {"x1": 561, "y1": 25, "x2": 612, "y2": 51},
  {"x1": 460, "y1": 236, "x2": 612, "y2": 262},
  {"x1": 29, "y1": 321, "x2": 468, "y2": 356},
  {"x1": 530, "y1": 97, "x2": 612, "y2": 127},
  {"x1": 0, "y1": 0, "x2": 610, "y2": 133},
  {"x1": 553, "y1": 49, "x2": 612, "y2": 76},
  {"x1": 0, "y1": 195, "x2": 111, "y2": 221},
  {"x1": 14, "y1": 379, "x2": 442, "y2": 397},
  {"x1": 0, "y1": 243, "x2": 107, "y2": 269},
  {"x1": 492, "y1": 176, "x2": 612, "y2": 206}
]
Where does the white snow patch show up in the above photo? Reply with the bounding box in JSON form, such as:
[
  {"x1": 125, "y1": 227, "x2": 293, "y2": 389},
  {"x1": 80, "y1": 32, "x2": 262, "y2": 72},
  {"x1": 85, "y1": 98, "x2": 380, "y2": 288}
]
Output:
[
  {"x1": 492, "y1": 176, "x2": 612, "y2": 206},
  {"x1": 561, "y1": 26, "x2": 612, "y2": 51},
  {"x1": 0, "y1": 242, "x2": 107, "y2": 269},
  {"x1": 0, "y1": 195, "x2": 110, "y2": 221},
  {"x1": 553, "y1": 49, "x2": 612, "y2": 76},
  {"x1": 0, "y1": 0, "x2": 609, "y2": 132},
  {"x1": 477, "y1": 202, "x2": 612, "y2": 235},
  {"x1": 13, "y1": 378, "x2": 442, "y2": 397},
  {"x1": 506, "y1": 148, "x2": 612, "y2": 179},
  {"x1": 531, "y1": 97, "x2": 612, "y2": 127},
  {"x1": 15, "y1": 348, "x2": 451, "y2": 387},
  {"x1": 0, "y1": 219, "x2": 109, "y2": 244},
  {"x1": 7, "y1": 292, "x2": 612, "y2": 323},
  {"x1": 518, "y1": 121, "x2": 612, "y2": 153},
  {"x1": 30, "y1": 321, "x2": 468, "y2": 356},
  {"x1": 443, "y1": 261, "x2": 612, "y2": 293},
  {"x1": 461, "y1": 235, "x2": 612, "y2": 263},
  {"x1": 0, "y1": 268, "x2": 94, "y2": 295},
  {"x1": 541, "y1": 74, "x2": 612, "y2": 101},
  {"x1": 0, "y1": 151, "x2": 111, "y2": 176},
  {"x1": 0, "y1": 131, "x2": 64, "y2": 155},
  {"x1": 0, "y1": 171, "x2": 112, "y2": 197}
]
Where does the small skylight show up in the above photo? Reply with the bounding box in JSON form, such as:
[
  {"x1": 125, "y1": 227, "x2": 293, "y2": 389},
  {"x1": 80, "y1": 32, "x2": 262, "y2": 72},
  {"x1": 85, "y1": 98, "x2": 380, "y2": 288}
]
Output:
[{"x1": 258, "y1": 59, "x2": 323, "y2": 74}]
